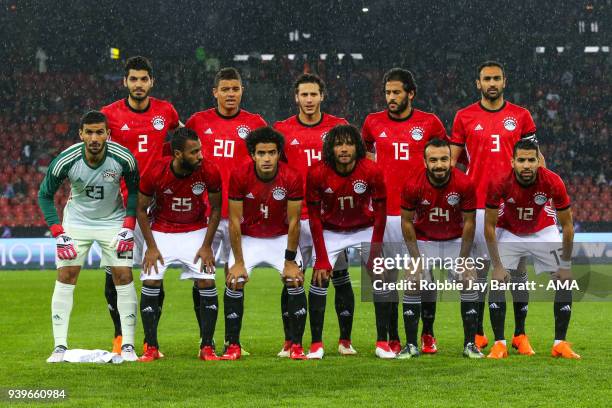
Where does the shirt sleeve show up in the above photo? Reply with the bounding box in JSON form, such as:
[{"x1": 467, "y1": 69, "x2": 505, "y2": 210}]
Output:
[
  {"x1": 369, "y1": 165, "x2": 386, "y2": 201},
  {"x1": 520, "y1": 110, "x2": 537, "y2": 139},
  {"x1": 450, "y1": 112, "x2": 466, "y2": 146},
  {"x1": 431, "y1": 114, "x2": 448, "y2": 139},
  {"x1": 306, "y1": 166, "x2": 322, "y2": 203},
  {"x1": 551, "y1": 174, "x2": 571, "y2": 210},
  {"x1": 169, "y1": 104, "x2": 180, "y2": 130},
  {"x1": 228, "y1": 169, "x2": 244, "y2": 201},
  {"x1": 37, "y1": 156, "x2": 70, "y2": 227},
  {"x1": 185, "y1": 114, "x2": 196, "y2": 130},
  {"x1": 206, "y1": 162, "x2": 222, "y2": 194},
  {"x1": 461, "y1": 179, "x2": 477, "y2": 212},
  {"x1": 485, "y1": 178, "x2": 503, "y2": 209},
  {"x1": 287, "y1": 172, "x2": 304, "y2": 201},
  {"x1": 400, "y1": 182, "x2": 418, "y2": 211},
  {"x1": 121, "y1": 154, "x2": 140, "y2": 218},
  {"x1": 361, "y1": 116, "x2": 376, "y2": 153},
  {"x1": 139, "y1": 167, "x2": 155, "y2": 196},
  {"x1": 255, "y1": 114, "x2": 268, "y2": 128}
]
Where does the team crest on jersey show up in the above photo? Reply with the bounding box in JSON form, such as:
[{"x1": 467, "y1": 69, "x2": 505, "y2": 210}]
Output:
[
  {"x1": 272, "y1": 186, "x2": 287, "y2": 200},
  {"x1": 534, "y1": 192, "x2": 548, "y2": 205},
  {"x1": 152, "y1": 116, "x2": 165, "y2": 131},
  {"x1": 191, "y1": 182, "x2": 206, "y2": 195},
  {"x1": 410, "y1": 127, "x2": 425, "y2": 141},
  {"x1": 102, "y1": 170, "x2": 119, "y2": 183},
  {"x1": 503, "y1": 117, "x2": 517, "y2": 131},
  {"x1": 353, "y1": 180, "x2": 368, "y2": 194},
  {"x1": 446, "y1": 193, "x2": 461, "y2": 206},
  {"x1": 237, "y1": 125, "x2": 250, "y2": 139}
]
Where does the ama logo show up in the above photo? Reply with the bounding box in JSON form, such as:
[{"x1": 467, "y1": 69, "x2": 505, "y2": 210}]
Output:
[
  {"x1": 152, "y1": 116, "x2": 166, "y2": 131},
  {"x1": 446, "y1": 192, "x2": 461, "y2": 206},
  {"x1": 272, "y1": 186, "x2": 287, "y2": 200},
  {"x1": 353, "y1": 180, "x2": 368, "y2": 194},
  {"x1": 533, "y1": 192, "x2": 548, "y2": 205},
  {"x1": 237, "y1": 125, "x2": 250, "y2": 139},
  {"x1": 503, "y1": 117, "x2": 517, "y2": 131},
  {"x1": 192, "y1": 182, "x2": 206, "y2": 195}
]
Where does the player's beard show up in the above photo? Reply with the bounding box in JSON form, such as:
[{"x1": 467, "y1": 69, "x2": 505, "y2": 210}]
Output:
[
  {"x1": 86, "y1": 141, "x2": 105, "y2": 156},
  {"x1": 515, "y1": 169, "x2": 536, "y2": 185},
  {"x1": 129, "y1": 87, "x2": 151, "y2": 102},
  {"x1": 180, "y1": 158, "x2": 201, "y2": 173},
  {"x1": 481, "y1": 87, "x2": 503, "y2": 102},
  {"x1": 427, "y1": 167, "x2": 451, "y2": 185},
  {"x1": 387, "y1": 96, "x2": 409, "y2": 115}
]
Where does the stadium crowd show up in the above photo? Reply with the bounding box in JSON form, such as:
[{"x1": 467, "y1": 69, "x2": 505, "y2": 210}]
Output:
[{"x1": 0, "y1": 55, "x2": 609, "y2": 235}]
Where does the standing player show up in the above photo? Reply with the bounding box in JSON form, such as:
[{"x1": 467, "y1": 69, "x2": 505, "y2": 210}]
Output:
[
  {"x1": 306, "y1": 125, "x2": 390, "y2": 359},
  {"x1": 400, "y1": 138, "x2": 482, "y2": 359},
  {"x1": 223, "y1": 127, "x2": 306, "y2": 360},
  {"x1": 186, "y1": 68, "x2": 267, "y2": 344},
  {"x1": 136, "y1": 128, "x2": 222, "y2": 362},
  {"x1": 450, "y1": 60, "x2": 542, "y2": 352},
  {"x1": 38, "y1": 111, "x2": 140, "y2": 362},
  {"x1": 362, "y1": 68, "x2": 447, "y2": 354},
  {"x1": 274, "y1": 73, "x2": 354, "y2": 359},
  {"x1": 101, "y1": 56, "x2": 180, "y2": 353},
  {"x1": 484, "y1": 139, "x2": 579, "y2": 359}
]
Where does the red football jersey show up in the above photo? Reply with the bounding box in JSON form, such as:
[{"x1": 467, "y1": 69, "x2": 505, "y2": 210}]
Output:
[
  {"x1": 228, "y1": 161, "x2": 303, "y2": 238},
  {"x1": 185, "y1": 108, "x2": 267, "y2": 218},
  {"x1": 362, "y1": 109, "x2": 447, "y2": 216},
  {"x1": 139, "y1": 157, "x2": 222, "y2": 233},
  {"x1": 101, "y1": 97, "x2": 180, "y2": 176},
  {"x1": 401, "y1": 168, "x2": 476, "y2": 241},
  {"x1": 306, "y1": 159, "x2": 386, "y2": 231},
  {"x1": 274, "y1": 113, "x2": 348, "y2": 219},
  {"x1": 450, "y1": 101, "x2": 537, "y2": 208},
  {"x1": 485, "y1": 167, "x2": 570, "y2": 235}
]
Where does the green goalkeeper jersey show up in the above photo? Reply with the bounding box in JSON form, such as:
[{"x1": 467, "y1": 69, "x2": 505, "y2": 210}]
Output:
[{"x1": 38, "y1": 141, "x2": 139, "y2": 229}]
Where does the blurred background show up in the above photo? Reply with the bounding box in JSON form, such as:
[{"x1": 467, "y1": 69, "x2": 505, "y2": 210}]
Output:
[{"x1": 0, "y1": 0, "x2": 610, "y2": 236}]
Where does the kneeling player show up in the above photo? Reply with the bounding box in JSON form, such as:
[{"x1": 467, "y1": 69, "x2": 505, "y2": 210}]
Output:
[
  {"x1": 224, "y1": 127, "x2": 306, "y2": 360},
  {"x1": 136, "y1": 128, "x2": 222, "y2": 361},
  {"x1": 485, "y1": 139, "x2": 579, "y2": 359},
  {"x1": 38, "y1": 111, "x2": 140, "y2": 362},
  {"x1": 400, "y1": 138, "x2": 482, "y2": 358},
  {"x1": 306, "y1": 125, "x2": 389, "y2": 359}
]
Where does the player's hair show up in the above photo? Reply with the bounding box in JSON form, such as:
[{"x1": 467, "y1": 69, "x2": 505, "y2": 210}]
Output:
[
  {"x1": 382, "y1": 67, "x2": 417, "y2": 95},
  {"x1": 124, "y1": 56, "x2": 153, "y2": 78},
  {"x1": 322, "y1": 124, "x2": 366, "y2": 165},
  {"x1": 477, "y1": 60, "x2": 505, "y2": 79},
  {"x1": 245, "y1": 126, "x2": 286, "y2": 158},
  {"x1": 293, "y1": 73, "x2": 326, "y2": 96},
  {"x1": 214, "y1": 67, "x2": 242, "y2": 87},
  {"x1": 513, "y1": 138, "x2": 540, "y2": 157},
  {"x1": 423, "y1": 137, "x2": 451, "y2": 158},
  {"x1": 171, "y1": 127, "x2": 200, "y2": 153},
  {"x1": 79, "y1": 110, "x2": 108, "y2": 130}
]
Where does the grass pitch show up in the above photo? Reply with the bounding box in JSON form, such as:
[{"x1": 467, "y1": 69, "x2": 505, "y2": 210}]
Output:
[{"x1": 0, "y1": 268, "x2": 609, "y2": 407}]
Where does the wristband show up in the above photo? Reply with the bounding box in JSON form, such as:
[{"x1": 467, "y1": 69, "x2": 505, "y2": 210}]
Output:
[
  {"x1": 559, "y1": 259, "x2": 571, "y2": 269},
  {"x1": 285, "y1": 249, "x2": 297, "y2": 261},
  {"x1": 122, "y1": 216, "x2": 136, "y2": 230},
  {"x1": 50, "y1": 224, "x2": 65, "y2": 238}
]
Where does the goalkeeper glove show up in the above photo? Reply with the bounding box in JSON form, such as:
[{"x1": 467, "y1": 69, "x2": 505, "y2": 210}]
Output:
[
  {"x1": 50, "y1": 224, "x2": 78, "y2": 260},
  {"x1": 111, "y1": 216, "x2": 136, "y2": 253}
]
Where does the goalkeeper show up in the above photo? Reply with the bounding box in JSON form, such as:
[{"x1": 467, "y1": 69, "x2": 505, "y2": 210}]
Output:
[{"x1": 38, "y1": 110, "x2": 140, "y2": 363}]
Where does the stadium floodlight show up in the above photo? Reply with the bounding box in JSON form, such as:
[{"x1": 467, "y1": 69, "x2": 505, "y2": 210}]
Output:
[
  {"x1": 556, "y1": 47, "x2": 565, "y2": 53},
  {"x1": 535, "y1": 47, "x2": 545, "y2": 54},
  {"x1": 110, "y1": 47, "x2": 120, "y2": 59},
  {"x1": 233, "y1": 54, "x2": 249, "y2": 61},
  {"x1": 350, "y1": 53, "x2": 364, "y2": 60},
  {"x1": 320, "y1": 54, "x2": 328, "y2": 60},
  {"x1": 261, "y1": 54, "x2": 274, "y2": 61},
  {"x1": 601, "y1": 46, "x2": 610, "y2": 53},
  {"x1": 288, "y1": 54, "x2": 296, "y2": 60},
  {"x1": 338, "y1": 53, "x2": 345, "y2": 60},
  {"x1": 584, "y1": 46, "x2": 599, "y2": 53},
  {"x1": 362, "y1": 7, "x2": 369, "y2": 12}
]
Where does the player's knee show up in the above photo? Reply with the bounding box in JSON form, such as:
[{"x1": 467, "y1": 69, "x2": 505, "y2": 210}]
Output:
[
  {"x1": 57, "y1": 267, "x2": 79, "y2": 285},
  {"x1": 196, "y1": 278, "x2": 216, "y2": 289},
  {"x1": 111, "y1": 267, "x2": 134, "y2": 285},
  {"x1": 142, "y1": 279, "x2": 162, "y2": 287}
]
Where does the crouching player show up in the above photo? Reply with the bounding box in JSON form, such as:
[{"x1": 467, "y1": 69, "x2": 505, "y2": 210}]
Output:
[
  {"x1": 38, "y1": 110, "x2": 140, "y2": 362},
  {"x1": 306, "y1": 125, "x2": 389, "y2": 358},
  {"x1": 136, "y1": 128, "x2": 222, "y2": 361},
  {"x1": 223, "y1": 127, "x2": 306, "y2": 360},
  {"x1": 400, "y1": 138, "x2": 482, "y2": 358},
  {"x1": 485, "y1": 139, "x2": 579, "y2": 359}
]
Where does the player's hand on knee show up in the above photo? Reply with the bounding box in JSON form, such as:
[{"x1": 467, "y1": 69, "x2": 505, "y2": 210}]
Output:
[
  {"x1": 492, "y1": 265, "x2": 510, "y2": 283},
  {"x1": 282, "y1": 261, "x2": 303, "y2": 287},
  {"x1": 50, "y1": 224, "x2": 78, "y2": 260},
  {"x1": 194, "y1": 245, "x2": 215, "y2": 274},
  {"x1": 312, "y1": 268, "x2": 330, "y2": 288},
  {"x1": 555, "y1": 267, "x2": 572, "y2": 282},
  {"x1": 227, "y1": 263, "x2": 248, "y2": 290},
  {"x1": 111, "y1": 217, "x2": 136, "y2": 253},
  {"x1": 143, "y1": 246, "x2": 164, "y2": 275}
]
